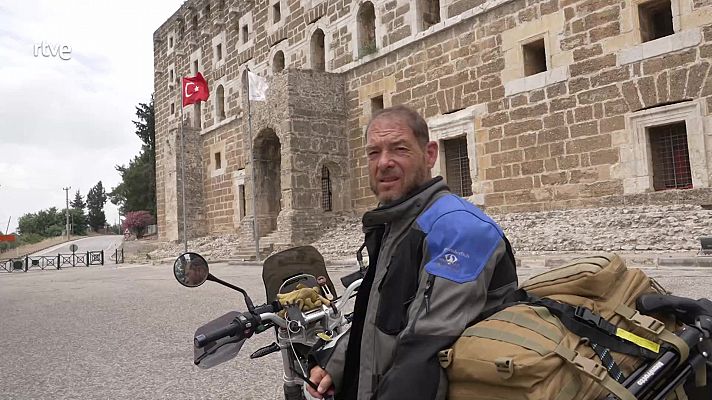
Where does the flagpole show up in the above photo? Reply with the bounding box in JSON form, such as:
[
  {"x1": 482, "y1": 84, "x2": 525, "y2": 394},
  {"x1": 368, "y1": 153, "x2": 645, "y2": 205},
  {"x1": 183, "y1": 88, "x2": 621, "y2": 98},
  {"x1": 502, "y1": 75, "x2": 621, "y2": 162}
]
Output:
[
  {"x1": 178, "y1": 62, "x2": 188, "y2": 254},
  {"x1": 246, "y1": 69, "x2": 260, "y2": 262}
]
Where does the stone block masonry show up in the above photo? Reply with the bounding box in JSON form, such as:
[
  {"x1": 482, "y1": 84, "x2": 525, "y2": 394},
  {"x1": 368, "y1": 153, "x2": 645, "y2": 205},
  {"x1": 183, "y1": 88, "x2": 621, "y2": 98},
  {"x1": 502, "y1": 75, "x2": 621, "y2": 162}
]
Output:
[{"x1": 153, "y1": 0, "x2": 712, "y2": 250}]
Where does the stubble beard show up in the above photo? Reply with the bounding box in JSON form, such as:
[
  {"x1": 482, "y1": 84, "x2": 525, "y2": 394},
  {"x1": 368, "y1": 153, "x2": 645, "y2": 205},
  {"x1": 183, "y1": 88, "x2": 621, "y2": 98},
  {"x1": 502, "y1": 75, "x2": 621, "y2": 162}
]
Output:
[{"x1": 370, "y1": 164, "x2": 430, "y2": 205}]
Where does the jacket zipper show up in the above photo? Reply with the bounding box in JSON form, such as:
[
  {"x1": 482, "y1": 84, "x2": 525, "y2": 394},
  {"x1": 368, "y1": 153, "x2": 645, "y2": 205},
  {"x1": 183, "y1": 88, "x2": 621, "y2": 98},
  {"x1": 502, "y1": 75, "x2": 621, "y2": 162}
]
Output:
[{"x1": 424, "y1": 274, "x2": 436, "y2": 313}]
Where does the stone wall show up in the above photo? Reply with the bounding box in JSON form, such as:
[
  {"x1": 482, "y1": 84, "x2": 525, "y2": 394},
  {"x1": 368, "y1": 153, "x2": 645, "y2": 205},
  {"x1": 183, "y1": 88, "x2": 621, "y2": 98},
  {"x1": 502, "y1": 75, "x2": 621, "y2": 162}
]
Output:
[
  {"x1": 342, "y1": 0, "x2": 712, "y2": 213},
  {"x1": 153, "y1": 0, "x2": 712, "y2": 243}
]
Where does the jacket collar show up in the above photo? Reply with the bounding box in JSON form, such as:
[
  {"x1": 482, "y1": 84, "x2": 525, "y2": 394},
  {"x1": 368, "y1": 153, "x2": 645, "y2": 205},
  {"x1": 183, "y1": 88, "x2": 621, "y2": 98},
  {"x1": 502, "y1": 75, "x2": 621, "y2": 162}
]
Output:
[{"x1": 362, "y1": 177, "x2": 447, "y2": 227}]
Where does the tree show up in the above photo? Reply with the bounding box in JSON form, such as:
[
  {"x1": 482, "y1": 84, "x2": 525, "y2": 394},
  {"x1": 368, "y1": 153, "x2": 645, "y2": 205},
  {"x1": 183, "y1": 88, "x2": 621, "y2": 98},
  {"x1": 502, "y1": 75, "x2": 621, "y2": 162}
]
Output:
[
  {"x1": 70, "y1": 190, "x2": 86, "y2": 210},
  {"x1": 110, "y1": 151, "x2": 156, "y2": 216},
  {"x1": 87, "y1": 181, "x2": 107, "y2": 232},
  {"x1": 110, "y1": 96, "x2": 156, "y2": 217},
  {"x1": 69, "y1": 190, "x2": 88, "y2": 235},
  {"x1": 122, "y1": 211, "x2": 155, "y2": 238},
  {"x1": 69, "y1": 208, "x2": 88, "y2": 236},
  {"x1": 18, "y1": 207, "x2": 64, "y2": 237}
]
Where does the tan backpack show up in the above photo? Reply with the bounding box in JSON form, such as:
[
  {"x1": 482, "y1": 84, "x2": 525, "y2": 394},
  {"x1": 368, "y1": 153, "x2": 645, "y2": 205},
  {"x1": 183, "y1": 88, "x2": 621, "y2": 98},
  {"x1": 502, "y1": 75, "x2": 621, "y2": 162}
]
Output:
[{"x1": 440, "y1": 254, "x2": 689, "y2": 400}]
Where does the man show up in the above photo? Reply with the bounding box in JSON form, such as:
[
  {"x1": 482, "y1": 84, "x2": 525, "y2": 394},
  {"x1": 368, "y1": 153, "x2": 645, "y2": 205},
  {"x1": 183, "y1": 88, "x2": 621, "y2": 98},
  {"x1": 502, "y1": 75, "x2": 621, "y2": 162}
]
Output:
[
  {"x1": 307, "y1": 106, "x2": 518, "y2": 400},
  {"x1": 185, "y1": 256, "x2": 208, "y2": 286}
]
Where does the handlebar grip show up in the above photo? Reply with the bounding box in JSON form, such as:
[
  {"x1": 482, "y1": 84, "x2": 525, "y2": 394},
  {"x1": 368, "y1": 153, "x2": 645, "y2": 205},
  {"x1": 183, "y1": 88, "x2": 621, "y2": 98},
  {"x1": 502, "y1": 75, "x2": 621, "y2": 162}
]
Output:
[
  {"x1": 194, "y1": 319, "x2": 243, "y2": 348},
  {"x1": 637, "y1": 294, "x2": 712, "y2": 324}
]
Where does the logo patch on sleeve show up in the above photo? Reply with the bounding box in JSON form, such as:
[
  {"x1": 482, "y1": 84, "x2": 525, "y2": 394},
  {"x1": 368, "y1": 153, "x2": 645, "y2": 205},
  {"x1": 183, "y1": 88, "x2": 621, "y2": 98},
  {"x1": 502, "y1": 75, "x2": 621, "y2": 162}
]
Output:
[{"x1": 417, "y1": 195, "x2": 503, "y2": 284}]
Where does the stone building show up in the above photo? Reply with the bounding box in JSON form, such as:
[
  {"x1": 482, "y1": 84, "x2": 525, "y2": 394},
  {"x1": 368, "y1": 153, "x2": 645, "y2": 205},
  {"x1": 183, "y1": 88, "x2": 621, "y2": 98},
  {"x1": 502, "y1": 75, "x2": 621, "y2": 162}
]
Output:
[{"x1": 153, "y1": 0, "x2": 712, "y2": 257}]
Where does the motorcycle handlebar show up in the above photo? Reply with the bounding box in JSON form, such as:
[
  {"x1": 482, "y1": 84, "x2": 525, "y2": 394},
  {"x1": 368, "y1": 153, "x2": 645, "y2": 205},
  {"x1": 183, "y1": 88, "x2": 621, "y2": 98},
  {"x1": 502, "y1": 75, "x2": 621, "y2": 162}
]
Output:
[
  {"x1": 194, "y1": 320, "x2": 242, "y2": 348},
  {"x1": 637, "y1": 294, "x2": 712, "y2": 325},
  {"x1": 194, "y1": 312, "x2": 260, "y2": 348},
  {"x1": 195, "y1": 278, "x2": 363, "y2": 346},
  {"x1": 259, "y1": 278, "x2": 363, "y2": 329}
]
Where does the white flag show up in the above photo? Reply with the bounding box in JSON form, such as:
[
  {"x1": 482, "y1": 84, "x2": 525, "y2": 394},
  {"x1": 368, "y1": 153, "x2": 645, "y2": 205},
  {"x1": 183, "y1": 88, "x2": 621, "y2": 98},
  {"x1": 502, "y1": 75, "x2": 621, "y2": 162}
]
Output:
[{"x1": 248, "y1": 71, "x2": 269, "y2": 101}]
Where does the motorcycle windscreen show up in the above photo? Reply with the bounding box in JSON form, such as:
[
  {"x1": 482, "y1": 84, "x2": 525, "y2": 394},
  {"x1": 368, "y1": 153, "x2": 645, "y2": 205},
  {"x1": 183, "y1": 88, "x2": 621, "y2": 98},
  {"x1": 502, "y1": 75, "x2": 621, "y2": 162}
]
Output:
[
  {"x1": 194, "y1": 311, "x2": 246, "y2": 369},
  {"x1": 261, "y1": 245, "x2": 336, "y2": 303}
]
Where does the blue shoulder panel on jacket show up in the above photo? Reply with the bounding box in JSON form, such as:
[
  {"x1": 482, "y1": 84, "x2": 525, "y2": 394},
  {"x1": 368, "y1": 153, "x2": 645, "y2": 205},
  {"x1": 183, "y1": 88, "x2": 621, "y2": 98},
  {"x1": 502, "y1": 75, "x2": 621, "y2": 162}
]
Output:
[{"x1": 416, "y1": 195, "x2": 504, "y2": 284}]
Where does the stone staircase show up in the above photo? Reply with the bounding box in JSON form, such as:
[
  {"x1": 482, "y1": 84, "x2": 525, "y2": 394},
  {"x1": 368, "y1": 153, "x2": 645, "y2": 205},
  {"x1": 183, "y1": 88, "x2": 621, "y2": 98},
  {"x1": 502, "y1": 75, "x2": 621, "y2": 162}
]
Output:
[{"x1": 230, "y1": 230, "x2": 291, "y2": 261}]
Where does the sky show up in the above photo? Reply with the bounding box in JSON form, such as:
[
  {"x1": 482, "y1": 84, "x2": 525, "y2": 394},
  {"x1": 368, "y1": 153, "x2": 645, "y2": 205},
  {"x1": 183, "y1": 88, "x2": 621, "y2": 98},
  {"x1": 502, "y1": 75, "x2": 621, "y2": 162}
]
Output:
[{"x1": 0, "y1": 0, "x2": 183, "y2": 233}]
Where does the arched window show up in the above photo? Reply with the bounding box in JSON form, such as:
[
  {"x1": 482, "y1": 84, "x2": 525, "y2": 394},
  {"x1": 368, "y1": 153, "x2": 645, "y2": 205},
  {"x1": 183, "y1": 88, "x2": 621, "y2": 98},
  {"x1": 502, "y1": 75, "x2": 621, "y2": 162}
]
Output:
[
  {"x1": 321, "y1": 165, "x2": 332, "y2": 211},
  {"x1": 216, "y1": 84, "x2": 225, "y2": 121},
  {"x1": 273, "y1": 51, "x2": 285, "y2": 73},
  {"x1": 311, "y1": 29, "x2": 325, "y2": 71},
  {"x1": 357, "y1": 2, "x2": 376, "y2": 58},
  {"x1": 241, "y1": 69, "x2": 249, "y2": 98},
  {"x1": 192, "y1": 15, "x2": 198, "y2": 30}
]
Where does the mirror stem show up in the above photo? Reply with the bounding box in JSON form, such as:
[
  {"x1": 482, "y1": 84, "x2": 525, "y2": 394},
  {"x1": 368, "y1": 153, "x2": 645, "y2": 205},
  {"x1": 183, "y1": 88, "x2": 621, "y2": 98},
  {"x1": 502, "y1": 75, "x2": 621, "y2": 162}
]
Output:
[{"x1": 207, "y1": 274, "x2": 256, "y2": 311}]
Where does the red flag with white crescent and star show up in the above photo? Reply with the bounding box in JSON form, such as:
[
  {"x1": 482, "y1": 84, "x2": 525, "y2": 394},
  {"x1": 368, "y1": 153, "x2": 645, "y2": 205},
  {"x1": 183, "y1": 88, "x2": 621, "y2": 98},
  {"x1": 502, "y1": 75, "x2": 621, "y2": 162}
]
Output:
[{"x1": 182, "y1": 72, "x2": 209, "y2": 107}]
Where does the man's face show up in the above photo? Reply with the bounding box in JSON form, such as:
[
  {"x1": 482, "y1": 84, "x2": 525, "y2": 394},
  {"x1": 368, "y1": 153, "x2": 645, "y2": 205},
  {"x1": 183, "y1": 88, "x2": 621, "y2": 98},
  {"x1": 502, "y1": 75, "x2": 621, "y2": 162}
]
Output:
[
  {"x1": 366, "y1": 116, "x2": 438, "y2": 204},
  {"x1": 186, "y1": 266, "x2": 199, "y2": 284}
]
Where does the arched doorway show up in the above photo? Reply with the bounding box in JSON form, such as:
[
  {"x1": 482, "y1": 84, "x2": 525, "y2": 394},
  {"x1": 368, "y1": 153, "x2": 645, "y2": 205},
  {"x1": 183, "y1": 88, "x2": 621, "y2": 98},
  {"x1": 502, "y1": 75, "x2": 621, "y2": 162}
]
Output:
[{"x1": 254, "y1": 128, "x2": 281, "y2": 233}]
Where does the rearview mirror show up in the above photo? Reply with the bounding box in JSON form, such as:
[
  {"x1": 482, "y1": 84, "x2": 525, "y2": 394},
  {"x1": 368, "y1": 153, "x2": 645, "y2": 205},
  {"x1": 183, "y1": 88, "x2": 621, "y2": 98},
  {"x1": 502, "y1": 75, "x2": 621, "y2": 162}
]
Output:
[{"x1": 174, "y1": 252, "x2": 209, "y2": 288}]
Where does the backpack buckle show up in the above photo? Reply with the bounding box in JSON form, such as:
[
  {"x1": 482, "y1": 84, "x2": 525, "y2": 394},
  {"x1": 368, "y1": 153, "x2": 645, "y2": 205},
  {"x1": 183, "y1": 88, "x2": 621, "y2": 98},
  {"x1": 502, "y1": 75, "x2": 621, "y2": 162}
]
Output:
[{"x1": 574, "y1": 306, "x2": 616, "y2": 335}]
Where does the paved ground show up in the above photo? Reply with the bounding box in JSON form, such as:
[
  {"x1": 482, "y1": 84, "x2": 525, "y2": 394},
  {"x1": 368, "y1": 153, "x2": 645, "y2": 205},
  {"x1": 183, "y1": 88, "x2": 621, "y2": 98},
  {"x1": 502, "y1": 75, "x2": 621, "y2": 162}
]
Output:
[
  {"x1": 0, "y1": 260, "x2": 710, "y2": 399},
  {"x1": 30, "y1": 235, "x2": 124, "y2": 257}
]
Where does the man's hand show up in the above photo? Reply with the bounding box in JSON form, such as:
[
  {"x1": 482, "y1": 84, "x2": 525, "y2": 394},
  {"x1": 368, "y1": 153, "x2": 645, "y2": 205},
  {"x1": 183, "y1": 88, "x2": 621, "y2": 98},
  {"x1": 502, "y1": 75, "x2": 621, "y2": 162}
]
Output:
[{"x1": 306, "y1": 366, "x2": 335, "y2": 399}]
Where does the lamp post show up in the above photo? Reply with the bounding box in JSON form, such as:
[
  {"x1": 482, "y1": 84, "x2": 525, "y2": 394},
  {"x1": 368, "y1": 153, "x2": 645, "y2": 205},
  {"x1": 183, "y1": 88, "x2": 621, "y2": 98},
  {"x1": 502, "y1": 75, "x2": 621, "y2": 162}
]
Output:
[{"x1": 63, "y1": 187, "x2": 71, "y2": 240}]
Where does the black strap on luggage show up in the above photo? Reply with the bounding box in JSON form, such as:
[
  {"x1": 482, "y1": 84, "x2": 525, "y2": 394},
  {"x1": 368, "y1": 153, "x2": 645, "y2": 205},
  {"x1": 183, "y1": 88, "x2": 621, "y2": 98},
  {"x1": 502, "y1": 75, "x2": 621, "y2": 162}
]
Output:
[
  {"x1": 476, "y1": 289, "x2": 659, "y2": 360},
  {"x1": 591, "y1": 343, "x2": 626, "y2": 383},
  {"x1": 531, "y1": 297, "x2": 659, "y2": 360}
]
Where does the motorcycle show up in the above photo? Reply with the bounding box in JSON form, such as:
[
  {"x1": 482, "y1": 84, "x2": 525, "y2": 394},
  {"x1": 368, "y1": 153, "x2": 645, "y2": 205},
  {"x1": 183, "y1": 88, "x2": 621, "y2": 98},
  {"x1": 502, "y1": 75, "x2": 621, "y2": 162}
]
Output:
[{"x1": 173, "y1": 246, "x2": 365, "y2": 400}]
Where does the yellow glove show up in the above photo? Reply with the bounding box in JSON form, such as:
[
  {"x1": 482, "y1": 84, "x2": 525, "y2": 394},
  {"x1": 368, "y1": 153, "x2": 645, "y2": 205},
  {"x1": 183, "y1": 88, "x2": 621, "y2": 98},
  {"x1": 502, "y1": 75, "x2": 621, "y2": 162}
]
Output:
[{"x1": 277, "y1": 284, "x2": 331, "y2": 316}]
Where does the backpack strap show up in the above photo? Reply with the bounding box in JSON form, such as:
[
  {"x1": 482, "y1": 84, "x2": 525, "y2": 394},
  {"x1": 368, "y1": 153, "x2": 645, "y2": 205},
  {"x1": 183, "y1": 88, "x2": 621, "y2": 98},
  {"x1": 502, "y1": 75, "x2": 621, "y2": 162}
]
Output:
[
  {"x1": 532, "y1": 297, "x2": 659, "y2": 360},
  {"x1": 615, "y1": 304, "x2": 690, "y2": 366},
  {"x1": 554, "y1": 344, "x2": 636, "y2": 400}
]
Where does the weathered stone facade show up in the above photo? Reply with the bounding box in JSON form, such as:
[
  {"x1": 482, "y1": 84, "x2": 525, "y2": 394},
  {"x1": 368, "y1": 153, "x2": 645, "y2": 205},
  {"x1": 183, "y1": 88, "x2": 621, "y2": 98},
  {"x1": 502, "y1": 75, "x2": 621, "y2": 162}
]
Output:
[{"x1": 154, "y1": 0, "x2": 712, "y2": 254}]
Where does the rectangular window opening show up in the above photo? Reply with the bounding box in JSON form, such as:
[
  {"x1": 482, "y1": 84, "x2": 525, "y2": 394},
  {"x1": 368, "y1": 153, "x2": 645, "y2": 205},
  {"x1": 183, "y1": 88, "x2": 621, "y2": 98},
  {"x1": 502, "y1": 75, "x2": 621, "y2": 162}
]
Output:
[
  {"x1": 194, "y1": 103, "x2": 202, "y2": 129},
  {"x1": 171, "y1": 103, "x2": 175, "y2": 115},
  {"x1": 216, "y1": 43, "x2": 223, "y2": 61},
  {"x1": 169, "y1": 37, "x2": 174, "y2": 48},
  {"x1": 193, "y1": 60, "x2": 199, "y2": 75},
  {"x1": 214, "y1": 152, "x2": 222, "y2": 170},
  {"x1": 371, "y1": 95, "x2": 384, "y2": 116},
  {"x1": 241, "y1": 25, "x2": 249, "y2": 44},
  {"x1": 273, "y1": 3, "x2": 281, "y2": 24},
  {"x1": 523, "y1": 38, "x2": 547, "y2": 77},
  {"x1": 639, "y1": 0, "x2": 674, "y2": 42},
  {"x1": 444, "y1": 136, "x2": 473, "y2": 197},
  {"x1": 648, "y1": 122, "x2": 692, "y2": 191},
  {"x1": 238, "y1": 184, "x2": 246, "y2": 218},
  {"x1": 421, "y1": 0, "x2": 441, "y2": 30}
]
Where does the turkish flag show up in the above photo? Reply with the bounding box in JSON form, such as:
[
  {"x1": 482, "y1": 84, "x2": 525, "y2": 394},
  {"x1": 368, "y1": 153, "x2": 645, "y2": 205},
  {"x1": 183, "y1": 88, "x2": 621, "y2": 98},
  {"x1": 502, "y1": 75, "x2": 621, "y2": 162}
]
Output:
[{"x1": 182, "y1": 72, "x2": 210, "y2": 107}]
